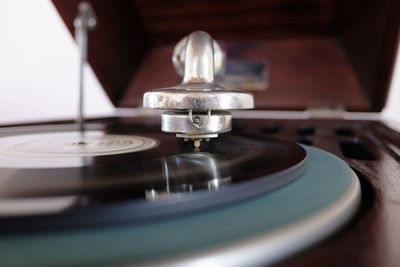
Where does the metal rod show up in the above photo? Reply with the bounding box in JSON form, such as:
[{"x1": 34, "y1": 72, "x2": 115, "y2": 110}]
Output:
[
  {"x1": 73, "y1": 2, "x2": 97, "y2": 137},
  {"x1": 182, "y1": 31, "x2": 215, "y2": 84}
]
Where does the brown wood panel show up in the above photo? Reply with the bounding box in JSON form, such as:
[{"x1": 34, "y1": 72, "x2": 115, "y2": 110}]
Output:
[
  {"x1": 276, "y1": 120, "x2": 400, "y2": 267},
  {"x1": 51, "y1": 0, "x2": 399, "y2": 112},
  {"x1": 337, "y1": 0, "x2": 400, "y2": 111},
  {"x1": 121, "y1": 38, "x2": 370, "y2": 111},
  {"x1": 52, "y1": 0, "x2": 150, "y2": 105},
  {"x1": 132, "y1": 0, "x2": 337, "y2": 44}
]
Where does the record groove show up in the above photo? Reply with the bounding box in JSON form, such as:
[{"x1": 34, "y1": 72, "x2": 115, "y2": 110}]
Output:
[{"x1": 0, "y1": 129, "x2": 306, "y2": 230}]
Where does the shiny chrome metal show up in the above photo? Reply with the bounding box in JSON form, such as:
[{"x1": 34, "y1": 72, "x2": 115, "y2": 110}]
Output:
[
  {"x1": 161, "y1": 111, "x2": 231, "y2": 134},
  {"x1": 145, "y1": 153, "x2": 232, "y2": 201},
  {"x1": 172, "y1": 35, "x2": 225, "y2": 78},
  {"x1": 143, "y1": 30, "x2": 254, "y2": 148},
  {"x1": 144, "y1": 87, "x2": 254, "y2": 110},
  {"x1": 183, "y1": 31, "x2": 214, "y2": 84},
  {"x1": 73, "y1": 2, "x2": 97, "y2": 137},
  {"x1": 143, "y1": 31, "x2": 253, "y2": 110}
]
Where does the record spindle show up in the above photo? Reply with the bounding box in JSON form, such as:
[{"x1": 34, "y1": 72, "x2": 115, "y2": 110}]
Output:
[{"x1": 73, "y1": 2, "x2": 97, "y2": 142}]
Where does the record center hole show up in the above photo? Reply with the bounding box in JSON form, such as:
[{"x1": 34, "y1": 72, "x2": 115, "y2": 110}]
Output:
[
  {"x1": 74, "y1": 141, "x2": 88, "y2": 146},
  {"x1": 339, "y1": 138, "x2": 376, "y2": 160}
]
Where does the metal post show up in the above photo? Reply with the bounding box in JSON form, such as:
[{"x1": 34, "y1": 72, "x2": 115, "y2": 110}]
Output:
[{"x1": 73, "y1": 2, "x2": 97, "y2": 139}]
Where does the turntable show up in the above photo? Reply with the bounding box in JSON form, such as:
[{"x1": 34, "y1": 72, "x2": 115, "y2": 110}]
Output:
[{"x1": 0, "y1": 1, "x2": 399, "y2": 266}]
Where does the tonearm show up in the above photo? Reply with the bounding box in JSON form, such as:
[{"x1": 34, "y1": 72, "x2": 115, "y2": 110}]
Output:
[{"x1": 143, "y1": 31, "x2": 254, "y2": 149}]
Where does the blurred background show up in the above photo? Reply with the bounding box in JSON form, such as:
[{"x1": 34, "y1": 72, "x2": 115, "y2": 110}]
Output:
[
  {"x1": 0, "y1": 0, "x2": 398, "y2": 124},
  {"x1": 0, "y1": 0, "x2": 113, "y2": 124}
]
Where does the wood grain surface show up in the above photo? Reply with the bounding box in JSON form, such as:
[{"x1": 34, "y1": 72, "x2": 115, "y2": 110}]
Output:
[
  {"x1": 120, "y1": 40, "x2": 370, "y2": 111},
  {"x1": 51, "y1": 0, "x2": 399, "y2": 112}
]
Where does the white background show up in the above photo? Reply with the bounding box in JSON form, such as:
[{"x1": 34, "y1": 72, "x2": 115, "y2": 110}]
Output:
[
  {"x1": 0, "y1": 0, "x2": 398, "y2": 124},
  {"x1": 0, "y1": 0, "x2": 114, "y2": 124}
]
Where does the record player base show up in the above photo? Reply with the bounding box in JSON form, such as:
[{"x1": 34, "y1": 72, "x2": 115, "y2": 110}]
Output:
[{"x1": 0, "y1": 146, "x2": 360, "y2": 267}]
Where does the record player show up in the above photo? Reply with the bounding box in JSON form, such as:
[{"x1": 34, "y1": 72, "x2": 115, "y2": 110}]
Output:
[{"x1": 0, "y1": 0, "x2": 399, "y2": 266}]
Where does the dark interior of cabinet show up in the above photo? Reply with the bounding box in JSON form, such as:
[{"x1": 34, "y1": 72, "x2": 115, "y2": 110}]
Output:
[{"x1": 52, "y1": 0, "x2": 399, "y2": 111}]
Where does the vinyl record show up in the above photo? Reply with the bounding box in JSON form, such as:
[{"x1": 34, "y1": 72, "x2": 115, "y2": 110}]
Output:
[
  {"x1": 0, "y1": 145, "x2": 360, "y2": 267},
  {"x1": 0, "y1": 126, "x2": 306, "y2": 231}
]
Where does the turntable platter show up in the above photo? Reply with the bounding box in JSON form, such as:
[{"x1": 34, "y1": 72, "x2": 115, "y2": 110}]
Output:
[
  {"x1": 0, "y1": 145, "x2": 360, "y2": 266},
  {"x1": 0, "y1": 126, "x2": 306, "y2": 230}
]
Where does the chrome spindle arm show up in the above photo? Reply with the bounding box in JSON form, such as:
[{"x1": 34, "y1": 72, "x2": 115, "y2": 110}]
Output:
[{"x1": 73, "y1": 2, "x2": 97, "y2": 136}]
